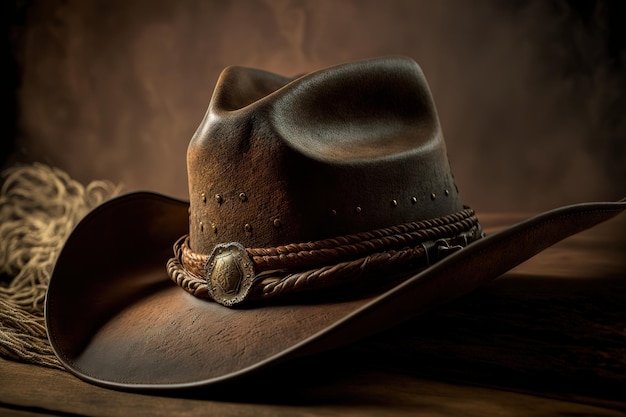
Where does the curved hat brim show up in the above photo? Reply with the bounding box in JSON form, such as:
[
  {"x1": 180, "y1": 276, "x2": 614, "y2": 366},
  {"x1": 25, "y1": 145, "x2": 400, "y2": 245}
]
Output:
[{"x1": 45, "y1": 192, "x2": 625, "y2": 391}]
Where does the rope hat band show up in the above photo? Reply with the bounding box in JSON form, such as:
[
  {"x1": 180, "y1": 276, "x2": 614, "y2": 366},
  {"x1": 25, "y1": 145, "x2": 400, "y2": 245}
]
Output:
[{"x1": 167, "y1": 207, "x2": 482, "y2": 306}]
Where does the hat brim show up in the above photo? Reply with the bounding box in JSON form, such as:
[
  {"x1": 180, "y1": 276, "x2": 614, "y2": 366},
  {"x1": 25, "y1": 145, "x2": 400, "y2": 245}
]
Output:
[{"x1": 45, "y1": 192, "x2": 625, "y2": 391}]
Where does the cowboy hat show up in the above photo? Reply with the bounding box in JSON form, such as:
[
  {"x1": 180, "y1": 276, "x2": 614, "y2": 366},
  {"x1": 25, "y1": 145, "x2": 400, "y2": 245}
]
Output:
[{"x1": 45, "y1": 56, "x2": 625, "y2": 391}]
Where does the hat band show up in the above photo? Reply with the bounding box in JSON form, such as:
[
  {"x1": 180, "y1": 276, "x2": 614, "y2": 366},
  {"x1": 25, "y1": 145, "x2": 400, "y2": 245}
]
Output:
[{"x1": 167, "y1": 207, "x2": 482, "y2": 307}]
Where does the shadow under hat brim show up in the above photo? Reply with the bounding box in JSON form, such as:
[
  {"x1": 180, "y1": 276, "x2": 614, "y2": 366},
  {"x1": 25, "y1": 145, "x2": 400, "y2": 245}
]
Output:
[{"x1": 44, "y1": 192, "x2": 626, "y2": 391}]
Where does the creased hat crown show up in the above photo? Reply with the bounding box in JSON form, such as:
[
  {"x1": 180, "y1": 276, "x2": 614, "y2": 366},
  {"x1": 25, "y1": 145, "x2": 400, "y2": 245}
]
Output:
[{"x1": 187, "y1": 56, "x2": 463, "y2": 254}]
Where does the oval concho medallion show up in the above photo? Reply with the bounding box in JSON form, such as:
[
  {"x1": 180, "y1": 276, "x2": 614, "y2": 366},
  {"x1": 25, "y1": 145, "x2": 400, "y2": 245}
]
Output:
[{"x1": 205, "y1": 242, "x2": 255, "y2": 307}]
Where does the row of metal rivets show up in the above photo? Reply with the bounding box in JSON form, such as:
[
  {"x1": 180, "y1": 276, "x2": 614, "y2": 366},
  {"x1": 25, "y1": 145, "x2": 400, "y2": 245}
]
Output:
[
  {"x1": 330, "y1": 190, "x2": 451, "y2": 216},
  {"x1": 202, "y1": 190, "x2": 450, "y2": 208},
  {"x1": 196, "y1": 189, "x2": 451, "y2": 232},
  {"x1": 197, "y1": 218, "x2": 282, "y2": 234},
  {"x1": 201, "y1": 192, "x2": 247, "y2": 205}
]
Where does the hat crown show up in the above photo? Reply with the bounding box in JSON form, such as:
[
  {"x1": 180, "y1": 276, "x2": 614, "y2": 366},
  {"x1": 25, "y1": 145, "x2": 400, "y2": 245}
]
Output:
[{"x1": 187, "y1": 56, "x2": 462, "y2": 253}]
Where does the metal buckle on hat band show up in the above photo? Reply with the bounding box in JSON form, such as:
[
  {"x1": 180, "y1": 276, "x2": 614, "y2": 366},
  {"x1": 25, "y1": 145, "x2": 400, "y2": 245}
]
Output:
[{"x1": 204, "y1": 242, "x2": 256, "y2": 307}]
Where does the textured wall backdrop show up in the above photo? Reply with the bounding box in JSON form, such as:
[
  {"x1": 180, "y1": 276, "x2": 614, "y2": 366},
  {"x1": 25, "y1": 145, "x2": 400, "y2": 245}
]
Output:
[{"x1": 5, "y1": 0, "x2": 626, "y2": 212}]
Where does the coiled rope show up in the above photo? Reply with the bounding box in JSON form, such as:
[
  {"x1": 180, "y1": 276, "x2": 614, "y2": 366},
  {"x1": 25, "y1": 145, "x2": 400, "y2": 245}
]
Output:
[{"x1": 0, "y1": 163, "x2": 120, "y2": 368}]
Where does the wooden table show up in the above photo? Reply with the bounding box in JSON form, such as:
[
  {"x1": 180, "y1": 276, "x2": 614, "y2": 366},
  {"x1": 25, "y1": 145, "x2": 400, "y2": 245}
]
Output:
[{"x1": 1, "y1": 212, "x2": 625, "y2": 416}]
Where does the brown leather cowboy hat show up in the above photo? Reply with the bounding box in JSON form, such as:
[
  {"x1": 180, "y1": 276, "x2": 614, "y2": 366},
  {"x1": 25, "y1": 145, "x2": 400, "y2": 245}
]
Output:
[{"x1": 45, "y1": 56, "x2": 625, "y2": 391}]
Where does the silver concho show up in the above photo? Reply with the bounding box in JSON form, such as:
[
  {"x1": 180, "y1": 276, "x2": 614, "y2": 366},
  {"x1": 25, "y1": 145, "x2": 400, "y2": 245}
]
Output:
[{"x1": 205, "y1": 242, "x2": 255, "y2": 307}]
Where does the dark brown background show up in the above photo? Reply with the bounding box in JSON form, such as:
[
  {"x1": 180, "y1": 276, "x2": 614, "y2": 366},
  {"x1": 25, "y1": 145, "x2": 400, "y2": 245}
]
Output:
[{"x1": 3, "y1": 0, "x2": 626, "y2": 212}]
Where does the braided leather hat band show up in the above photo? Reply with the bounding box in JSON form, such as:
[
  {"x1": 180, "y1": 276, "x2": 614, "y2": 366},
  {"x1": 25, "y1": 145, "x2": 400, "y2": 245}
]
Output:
[{"x1": 167, "y1": 207, "x2": 483, "y2": 307}]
